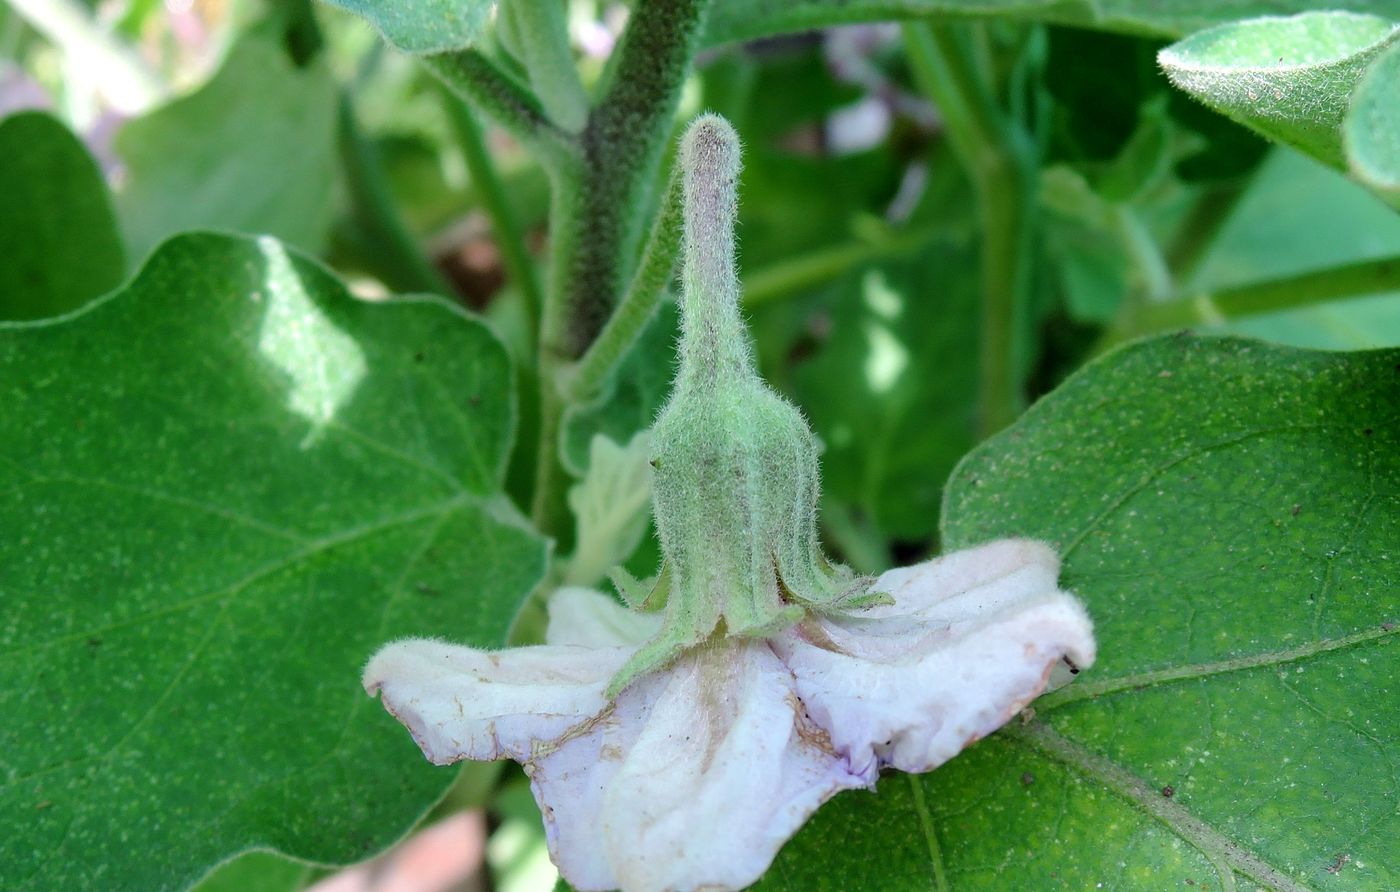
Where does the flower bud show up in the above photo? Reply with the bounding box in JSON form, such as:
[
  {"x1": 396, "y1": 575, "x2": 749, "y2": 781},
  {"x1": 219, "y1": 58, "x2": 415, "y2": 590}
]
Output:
[{"x1": 608, "y1": 115, "x2": 871, "y2": 696}]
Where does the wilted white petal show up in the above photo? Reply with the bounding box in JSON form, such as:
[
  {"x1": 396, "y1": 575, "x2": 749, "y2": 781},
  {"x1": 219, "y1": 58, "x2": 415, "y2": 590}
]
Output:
[
  {"x1": 362, "y1": 638, "x2": 629, "y2": 765},
  {"x1": 592, "y1": 640, "x2": 870, "y2": 892},
  {"x1": 771, "y1": 539, "x2": 1096, "y2": 776},
  {"x1": 546, "y1": 586, "x2": 662, "y2": 649}
]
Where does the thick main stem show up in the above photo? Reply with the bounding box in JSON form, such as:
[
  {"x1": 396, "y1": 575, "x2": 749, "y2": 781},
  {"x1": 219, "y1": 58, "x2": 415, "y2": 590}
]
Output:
[{"x1": 531, "y1": 0, "x2": 712, "y2": 537}]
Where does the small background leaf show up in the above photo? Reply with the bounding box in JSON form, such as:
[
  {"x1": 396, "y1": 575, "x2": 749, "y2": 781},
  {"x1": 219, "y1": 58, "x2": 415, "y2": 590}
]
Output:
[
  {"x1": 0, "y1": 112, "x2": 124, "y2": 320},
  {"x1": 320, "y1": 0, "x2": 495, "y2": 55},
  {"x1": 1159, "y1": 12, "x2": 1399, "y2": 170},
  {"x1": 115, "y1": 34, "x2": 338, "y2": 264},
  {"x1": 0, "y1": 233, "x2": 546, "y2": 891},
  {"x1": 190, "y1": 851, "x2": 312, "y2": 892}
]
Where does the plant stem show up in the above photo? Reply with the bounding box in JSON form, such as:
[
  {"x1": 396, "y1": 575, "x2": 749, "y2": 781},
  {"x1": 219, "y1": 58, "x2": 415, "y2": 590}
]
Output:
[
  {"x1": 555, "y1": 0, "x2": 712, "y2": 358},
  {"x1": 1114, "y1": 205, "x2": 1172, "y2": 301},
  {"x1": 441, "y1": 89, "x2": 545, "y2": 350},
  {"x1": 743, "y1": 225, "x2": 941, "y2": 308},
  {"x1": 508, "y1": 0, "x2": 588, "y2": 133},
  {"x1": 425, "y1": 50, "x2": 577, "y2": 163},
  {"x1": 529, "y1": 0, "x2": 712, "y2": 537},
  {"x1": 821, "y1": 502, "x2": 890, "y2": 575},
  {"x1": 336, "y1": 93, "x2": 454, "y2": 295},
  {"x1": 1164, "y1": 178, "x2": 1252, "y2": 283},
  {"x1": 1106, "y1": 255, "x2": 1400, "y2": 344},
  {"x1": 530, "y1": 164, "x2": 585, "y2": 535},
  {"x1": 903, "y1": 22, "x2": 1036, "y2": 439},
  {"x1": 566, "y1": 165, "x2": 684, "y2": 402}
]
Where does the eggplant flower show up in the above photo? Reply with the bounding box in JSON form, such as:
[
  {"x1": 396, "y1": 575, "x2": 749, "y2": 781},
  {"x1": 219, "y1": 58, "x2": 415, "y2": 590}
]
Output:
[
  {"x1": 362, "y1": 115, "x2": 1097, "y2": 892},
  {"x1": 364, "y1": 539, "x2": 1092, "y2": 892}
]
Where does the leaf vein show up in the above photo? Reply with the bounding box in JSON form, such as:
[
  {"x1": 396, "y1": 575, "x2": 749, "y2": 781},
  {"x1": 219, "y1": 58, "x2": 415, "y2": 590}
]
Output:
[{"x1": 1006, "y1": 720, "x2": 1314, "y2": 892}]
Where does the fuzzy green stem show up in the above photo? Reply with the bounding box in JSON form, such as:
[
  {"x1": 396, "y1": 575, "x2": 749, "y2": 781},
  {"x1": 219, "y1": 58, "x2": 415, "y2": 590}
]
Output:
[
  {"x1": 1114, "y1": 205, "x2": 1172, "y2": 301},
  {"x1": 566, "y1": 165, "x2": 684, "y2": 402},
  {"x1": 442, "y1": 89, "x2": 545, "y2": 348},
  {"x1": 1106, "y1": 255, "x2": 1400, "y2": 344},
  {"x1": 509, "y1": 0, "x2": 588, "y2": 133},
  {"x1": 904, "y1": 22, "x2": 1035, "y2": 438},
  {"x1": 425, "y1": 50, "x2": 577, "y2": 162},
  {"x1": 531, "y1": 165, "x2": 584, "y2": 534},
  {"x1": 336, "y1": 93, "x2": 454, "y2": 295},
  {"x1": 529, "y1": 0, "x2": 711, "y2": 538},
  {"x1": 555, "y1": 0, "x2": 712, "y2": 358}
]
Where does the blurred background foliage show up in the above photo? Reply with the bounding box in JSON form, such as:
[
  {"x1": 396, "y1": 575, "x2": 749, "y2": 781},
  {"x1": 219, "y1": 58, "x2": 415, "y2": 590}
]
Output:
[{"x1": 3, "y1": 1, "x2": 1398, "y2": 888}]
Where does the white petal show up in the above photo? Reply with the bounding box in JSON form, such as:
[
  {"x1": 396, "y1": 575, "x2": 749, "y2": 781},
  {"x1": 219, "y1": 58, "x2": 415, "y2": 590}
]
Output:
[
  {"x1": 772, "y1": 539, "x2": 1096, "y2": 776},
  {"x1": 362, "y1": 637, "x2": 629, "y2": 765},
  {"x1": 546, "y1": 586, "x2": 663, "y2": 648},
  {"x1": 593, "y1": 640, "x2": 871, "y2": 892}
]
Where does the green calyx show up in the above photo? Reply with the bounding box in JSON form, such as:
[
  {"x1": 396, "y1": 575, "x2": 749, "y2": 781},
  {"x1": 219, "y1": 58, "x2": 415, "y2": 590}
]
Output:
[{"x1": 606, "y1": 115, "x2": 880, "y2": 698}]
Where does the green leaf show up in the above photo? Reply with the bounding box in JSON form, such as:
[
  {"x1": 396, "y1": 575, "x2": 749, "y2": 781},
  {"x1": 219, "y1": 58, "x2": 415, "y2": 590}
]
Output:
[
  {"x1": 190, "y1": 851, "x2": 311, "y2": 892},
  {"x1": 703, "y1": 0, "x2": 1400, "y2": 47},
  {"x1": 765, "y1": 334, "x2": 1400, "y2": 889},
  {"x1": 321, "y1": 0, "x2": 495, "y2": 54},
  {"x1": 115, "y1": 35, "x2": 337, "y2": 264},
  {"x1": 1345, "y1": 40, "x2": 1400, "y2": 207},
  {"x1": 1159, "y1": 12, "x2": 1400, "y2": 170},
  {"x1": 790, "y1": 247, "x2": 979, "y2": 542},
  {"x1": 0, "y1": 233, "x2": 546, "y2": 891},
  {"x1": 0, "y1": 112, "x2": 124, "y2": 320}
]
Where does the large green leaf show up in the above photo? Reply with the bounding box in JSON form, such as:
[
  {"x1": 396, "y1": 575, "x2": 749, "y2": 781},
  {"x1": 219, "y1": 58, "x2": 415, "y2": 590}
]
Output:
[
  {"x1": 1159, "y1": 12, "x2": 1399, "y2": 170},
  {"x1": 763, "y1": 335, "x2": 1399, "y2": 889},
  {"x1": 0, "y1": 112, "x2": 124, "y2": 320},
  {"x1": 0, "y1": 233, "x2": 546, "y2": 891},
  {"x1": 1345, "y1": 40, "x2": 1400, "y2": 207},
  {"x1": 320, "y1": 0, "x2": 495, "y2": 54},
  {"x1": 702, "y1": 0, "x2": 1400, "y2": 47},
  {"x1": 115, "y1": 35, "x2": 337, "y2": 264}
]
